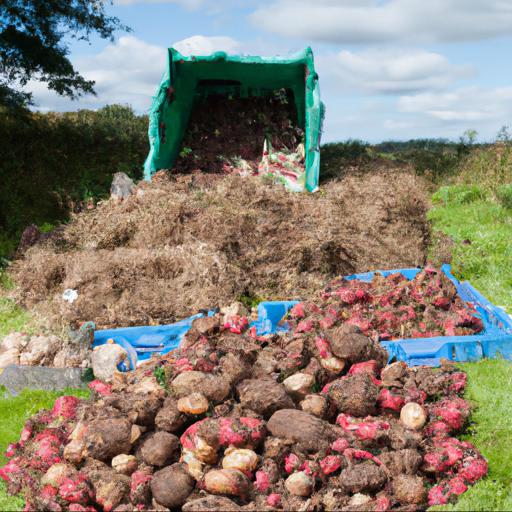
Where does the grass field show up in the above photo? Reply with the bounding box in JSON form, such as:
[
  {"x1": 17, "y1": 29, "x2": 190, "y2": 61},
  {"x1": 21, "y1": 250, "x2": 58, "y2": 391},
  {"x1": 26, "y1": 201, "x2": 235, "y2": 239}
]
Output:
[{"x1": 430, "y1": 185, "x2": 512, "y2": 510}]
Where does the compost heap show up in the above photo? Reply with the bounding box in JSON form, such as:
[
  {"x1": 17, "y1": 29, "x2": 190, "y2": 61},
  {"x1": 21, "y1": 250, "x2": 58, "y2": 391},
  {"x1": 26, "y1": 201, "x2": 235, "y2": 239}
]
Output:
[
  {"x1": 172, "y1": 91, "x2": 304, "y2": 182},
  {"x1": 11, "y1": 171, "x2": 429, "y2": 331},
  {"x1": 1, "y1": 277, "x2": 487, "y2": 510}
]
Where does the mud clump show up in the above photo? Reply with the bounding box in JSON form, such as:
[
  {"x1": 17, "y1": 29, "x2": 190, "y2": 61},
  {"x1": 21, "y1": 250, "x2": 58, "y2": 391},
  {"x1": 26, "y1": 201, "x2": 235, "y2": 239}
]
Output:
[
  {"x1": 0, "y1": 290, "x2": 487, "y2": 511},
  {"x1": 11, "y1": 169, "x2": 429, "y2": 330}
]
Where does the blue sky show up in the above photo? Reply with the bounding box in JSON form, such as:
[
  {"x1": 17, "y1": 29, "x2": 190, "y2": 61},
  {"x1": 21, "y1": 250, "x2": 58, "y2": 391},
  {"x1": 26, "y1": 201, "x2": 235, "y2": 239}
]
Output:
[{"x1": 29, "y1": 0, "x2": 512, "y2": 143}]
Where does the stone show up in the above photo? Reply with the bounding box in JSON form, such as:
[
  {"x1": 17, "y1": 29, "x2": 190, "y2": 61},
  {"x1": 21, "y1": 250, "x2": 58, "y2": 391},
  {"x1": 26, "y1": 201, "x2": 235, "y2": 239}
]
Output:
[
  {"x1": 283, "y1": 373, "x2": 314, "y2": 400},
  {"x1": 285, "y1": 472, "x2": 313, "y2": 497},
  {"x1": 0, "y1": 365, "x2": 86, "y2": 395},
  {"x1": 19, "y1": 335, "x2": 60, "y2": 366},
  {"x1": 112, "y1": 454, "x2": 138, "y2": 475},
  {"x1": 220, "y1": 302, "x2": 248, "y2": 324},
  {"x1": 110, "y1": 172, "x2": 135, "y2": 201},
  {"x1": 0, "y1": 348, "x2": 19, "y2": 368},
  {"x1": 1, "y1": 332, "x2": 26, "y2": 351},
  {"x1": 91, "y1": 343, "x2": 128, "y2": 382}
]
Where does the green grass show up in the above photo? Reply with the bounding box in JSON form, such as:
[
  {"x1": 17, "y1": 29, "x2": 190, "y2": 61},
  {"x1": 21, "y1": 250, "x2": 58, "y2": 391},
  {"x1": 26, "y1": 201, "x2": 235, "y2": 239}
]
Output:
[
  {"x1": 0, "y1": 388, "x2": 90, "y2": 510},
  {"x1": 429, "y1": 187, "x2": 512, "y2": 312},
  {"x1": 0, "y1": 298, "x2": 32, "y2": 340},
  {"x1": 429, "y1": 184, "x2": 512, "y2": 509},
  {"x1": 432, "y1": 359, "x2": 512, "y2": 511}
]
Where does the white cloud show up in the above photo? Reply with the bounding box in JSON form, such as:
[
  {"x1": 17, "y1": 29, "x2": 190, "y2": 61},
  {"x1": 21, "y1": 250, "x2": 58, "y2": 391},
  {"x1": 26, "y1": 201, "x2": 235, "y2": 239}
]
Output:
[
  {"x1": 29, "y1": 35, "x2": 240, "y2": 113},
  {"x1": 398, "y1": 86, "x2": 512, "y2": 123},
  {"x1": 173, "y1": 35, "x2": 239, "y2": 56},
  {"x1": 328, "y1": 49, "x2": 473, "y2": 94},
  {"x1": 250, "y1": 0, "x2": 512, "y2": 44}
]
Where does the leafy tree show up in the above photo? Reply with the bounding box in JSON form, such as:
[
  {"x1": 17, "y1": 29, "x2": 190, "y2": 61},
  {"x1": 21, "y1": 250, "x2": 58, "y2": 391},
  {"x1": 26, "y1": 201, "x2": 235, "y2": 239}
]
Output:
[{"x1": 0, "y1": 0, "x2": 128, "y2": 108}]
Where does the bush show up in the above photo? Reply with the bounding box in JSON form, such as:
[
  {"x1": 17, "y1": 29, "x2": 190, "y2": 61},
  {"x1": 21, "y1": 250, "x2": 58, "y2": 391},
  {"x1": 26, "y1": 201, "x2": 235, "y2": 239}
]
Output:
[
  {"x1": 320, "y1": 140, "x2": 370, "y2": 181},
  {"x1": 496, "y1": 184, "x2": 512, "y2": 210},
  {"x1": 432, "y1": 185, "x2": 486, "y2": 206},
  {"x1": 0, "y1": 105, "x2": 148, "y2": 258}
]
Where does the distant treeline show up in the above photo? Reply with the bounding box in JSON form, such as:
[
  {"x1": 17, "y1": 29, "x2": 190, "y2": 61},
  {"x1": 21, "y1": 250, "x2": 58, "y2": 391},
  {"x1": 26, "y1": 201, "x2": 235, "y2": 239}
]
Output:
[{"x1": 0, "y1": 105, "x2": 148, "y2": 257}]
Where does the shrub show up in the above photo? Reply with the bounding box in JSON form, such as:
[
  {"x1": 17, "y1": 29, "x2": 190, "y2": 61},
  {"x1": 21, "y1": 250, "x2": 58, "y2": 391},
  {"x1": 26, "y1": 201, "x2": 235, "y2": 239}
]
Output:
[{"x1": 0, "y1": 105, "x2": 148, "y2": 258}]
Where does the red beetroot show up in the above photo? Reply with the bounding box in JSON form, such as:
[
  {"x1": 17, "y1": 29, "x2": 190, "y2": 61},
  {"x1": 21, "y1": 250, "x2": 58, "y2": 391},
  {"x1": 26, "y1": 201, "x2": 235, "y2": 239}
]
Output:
[
  {"x1": 267, "y1": 493, "x2": 281, "y2": 507},
  {"x1": 459, "y1": 457, "x2": 488, "y2": 484},
  {"x1": 5, "y1": 443, "x2": 17, "y2": 458},
  {"x1": 52, "y1": 396, "x2": 80, "y2": 421},
  {"x1": 181, "y1": 417, "x2": 266, "y2": 454},
  {"x1": 330, "y1": 438, "x2": 350, "y2": 453},
  {"x1": 30, "y1": 431, "x2": 63, "y2": 471},
  {"x1": 336, "y1": 414, "x2": 390, "y2": 441},
  {"x1": 424, "y1": 438, "x2": 465, "y2": 473},
  {"x1": 254, "y1": 470, "x2": 270, "y2": 492},
  {"x1": 319, "y1": 455, "x2": 342, "y2": 475},
  {"x1": 449, "y1": 372, "x2": 467, "y2": 393},
  {"x1": 425, "y1": 420, "x2": 451, "y2": 437},
  {"x1": 295, "y1": 319, "x2": 315, "y2": 334},
  {"x1": 428, "y1": 476, "x2": 469, "y2": 506},
  {"x1": 284, "y1": 453, "x2": 301, "y2": 474},
  {"x1": 0, "y1": 457, "x2": 24, "y2": 492},
  {"x1": 87, "y1": 380, "x2": 112, "y2": 396},
  {"x1": 130, "y1": 470, "x2": 152, "y2": 504},
  {"x1": 348, "y1": 360, "x2": 380, "y2": 377},
  {"x1": 289, "y1": 303, "x2": 305, "y2": 319},
  {"x1": 315, "y1": 337, "x2": 331, "y2": 359},
  {"x1": 58, "y1": 473, "x2": 93, "y2": 504},
  {"x1": 432, "y1": 398, "x2": 470, "y2": 431},
  {"x1": 375, "y1": 495, "x2": 392, "y2": 511},
  {"x1": 378, "y1": 389, "x2": 405, "y2": 412}
]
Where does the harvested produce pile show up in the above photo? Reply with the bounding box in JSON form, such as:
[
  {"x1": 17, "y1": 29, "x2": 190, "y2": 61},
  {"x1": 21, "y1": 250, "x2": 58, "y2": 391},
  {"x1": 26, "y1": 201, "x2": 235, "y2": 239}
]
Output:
[
  {"x1": 11, "y1": 171, "x2": 429, "y2": 330},
  {"x1": 0, "y1": 298, "x2": 487, "y2": 510},
  {"x1": 289, "y1": 266, "x2": 484, "y2": 341},
  {"x1": 173, "y1": 91, "x2": 303, "y2": 175}
]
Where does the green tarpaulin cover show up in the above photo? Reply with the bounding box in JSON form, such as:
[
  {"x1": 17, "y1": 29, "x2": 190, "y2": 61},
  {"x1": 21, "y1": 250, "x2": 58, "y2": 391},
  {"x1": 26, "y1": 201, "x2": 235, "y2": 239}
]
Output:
[{"x1": 144, "y1": 47, "x2": 324, "y2": 192}]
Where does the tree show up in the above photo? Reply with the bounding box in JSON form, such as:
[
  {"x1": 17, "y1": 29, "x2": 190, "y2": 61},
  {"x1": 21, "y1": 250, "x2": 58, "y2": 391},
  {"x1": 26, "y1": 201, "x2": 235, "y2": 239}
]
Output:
[{"x1": 0, "y1": 0, "x2": 128, "y2": 109}]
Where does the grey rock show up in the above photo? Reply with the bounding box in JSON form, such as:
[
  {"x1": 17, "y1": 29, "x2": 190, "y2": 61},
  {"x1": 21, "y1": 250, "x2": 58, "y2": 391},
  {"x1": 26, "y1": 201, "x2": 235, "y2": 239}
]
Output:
[
  {"x1": 91, "y1": 343, "x2": 128, "y2": 382},
  {"x1": 0, "y1": 365, "x2": 87, "y2": 395},
  {"x1": 110, "y1": 172, "x2": 135, "y2": 200}
]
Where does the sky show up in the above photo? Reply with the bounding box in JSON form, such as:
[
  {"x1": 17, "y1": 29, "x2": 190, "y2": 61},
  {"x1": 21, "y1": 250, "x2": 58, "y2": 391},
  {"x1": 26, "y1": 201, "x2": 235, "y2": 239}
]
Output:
[{"x1": 28, "y1": 0, "x2": 512, "y2": 143}]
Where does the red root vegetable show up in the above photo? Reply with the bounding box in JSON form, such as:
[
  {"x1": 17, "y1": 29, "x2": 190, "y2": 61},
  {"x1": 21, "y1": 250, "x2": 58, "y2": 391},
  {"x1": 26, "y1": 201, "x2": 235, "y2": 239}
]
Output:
[
  {"x1": 254, "y1": 470, "x2": 270, "y2": 492},
  {"x1": 88, "y1": 380, "x2": 112, "y2": 396},
  {"x1": 52, "y1": 396, "x2": 81, "y2": 421},
  {"x1": 431, "y1": 398, "x2": 470, "y2": 431},
  {"x1": 284, "y1": 454, "x2": 301, "y2": 474},
  {"x1": 336, "y1": 414, "x2": 390, "y2": 441},
  {"x1": 378, "y1": 389, "x2": 405, "y2": 412},
  {"x1": 319, "y1": 455, "x2": 343, "y2": 475},
  {"x1": 58, "y1": 474, "x2": 94, "y2": 504},
  {"x1": 267, "y1": 493, "x2": 281, "y2": 507}
]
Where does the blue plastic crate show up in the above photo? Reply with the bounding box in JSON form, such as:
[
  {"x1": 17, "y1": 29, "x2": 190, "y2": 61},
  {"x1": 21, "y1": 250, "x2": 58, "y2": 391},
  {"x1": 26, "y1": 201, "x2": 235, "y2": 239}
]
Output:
[
  {"x1": 250, "y1": 264, "x2": 512, "y2": 366},
  {"x1": 93, "y1": 264, "x2": 512, "y2": 369},
  {"x1": 93, "y1": 311, "x2": 216, "y2": 370}
]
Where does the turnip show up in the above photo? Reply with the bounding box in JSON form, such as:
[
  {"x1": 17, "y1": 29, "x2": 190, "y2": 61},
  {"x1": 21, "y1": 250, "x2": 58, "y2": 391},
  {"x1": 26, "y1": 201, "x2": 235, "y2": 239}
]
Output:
[
  {"x1": 222, "y1": 447, "x2": 259, "y2": 473},
  {"x1": 204, "y1": 468, "x2": 250, "y2": 497},
  {"x1": 285, "y1": 471, "x2": 313, "y2": 496},
  {"x1": 177, "y1": 393, "x2": 209, "y2": 415},
  {"x1": 400, "y1": 402, "x2": 427, "y2": 430}
]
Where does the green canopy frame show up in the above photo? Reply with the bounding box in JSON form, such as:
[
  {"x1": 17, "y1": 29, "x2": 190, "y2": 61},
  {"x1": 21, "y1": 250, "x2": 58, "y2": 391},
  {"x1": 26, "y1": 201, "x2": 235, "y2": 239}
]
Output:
[{"x1": 143, "y1": 47, "x2": 324, "y2": 192}]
